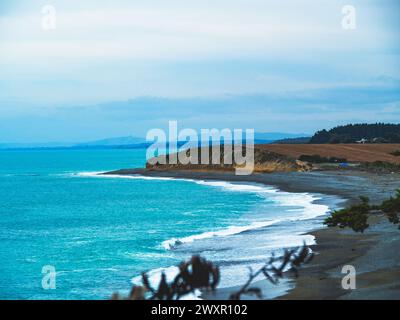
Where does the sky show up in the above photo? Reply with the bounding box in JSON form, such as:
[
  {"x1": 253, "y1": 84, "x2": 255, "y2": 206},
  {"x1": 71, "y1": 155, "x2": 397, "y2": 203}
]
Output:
[{"x1": 0, "y1": 0, "x2": 399, "y2": 143}]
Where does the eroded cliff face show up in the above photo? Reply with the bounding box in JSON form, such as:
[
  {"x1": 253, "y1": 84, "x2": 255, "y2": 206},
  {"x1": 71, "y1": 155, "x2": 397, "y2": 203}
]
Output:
[
  {"x1": 146, "y1": 147, "x2": 312, "y2": 173},
  {"x1": 252, "y1": 160, "x2": 311, "y2": 173}
]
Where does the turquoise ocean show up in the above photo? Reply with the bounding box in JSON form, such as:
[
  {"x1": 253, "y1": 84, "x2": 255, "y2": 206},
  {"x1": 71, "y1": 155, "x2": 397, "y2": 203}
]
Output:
[{"x1": 0, "y1": 149, "x2": 335, "y2": 299}]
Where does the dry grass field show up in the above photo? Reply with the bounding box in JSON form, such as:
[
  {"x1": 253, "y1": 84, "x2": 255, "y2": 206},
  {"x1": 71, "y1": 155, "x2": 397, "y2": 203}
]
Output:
[{"x1": 256, "y1": 144, "x2": 400, "y2": 164}]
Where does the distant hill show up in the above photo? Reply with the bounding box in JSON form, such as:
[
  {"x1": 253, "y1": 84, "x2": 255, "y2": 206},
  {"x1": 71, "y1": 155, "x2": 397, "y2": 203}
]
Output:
[
  {"x1": 274, "y1": 137, "x2": 311, "y2": 144},
  {"x1": 0, "y1": 136, "x2": 146, "y2": 150},
  {"x1": 310, "y1": 123, "x2": 400, "y2": 144},
  {"x1": 76, "y1": 136, "x2": 146, "y2": 147},
  {"x1": 254, "y1": 132, "x2": 310, "y2": 142},
  {"x1": 0, "y1": 132, "x2": 307, "y2": 150},
  {"x1": 0, "y1": 142, "x2": 76, "y2": 149}
]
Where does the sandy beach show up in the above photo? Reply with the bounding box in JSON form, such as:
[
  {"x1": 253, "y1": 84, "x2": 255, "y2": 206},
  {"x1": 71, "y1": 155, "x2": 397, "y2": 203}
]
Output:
[{"x1": 104, "y1": 168, "x2": 400, "y2": 299}]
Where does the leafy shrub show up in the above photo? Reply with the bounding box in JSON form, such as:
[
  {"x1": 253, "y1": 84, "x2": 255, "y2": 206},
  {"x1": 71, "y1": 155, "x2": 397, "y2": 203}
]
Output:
[
  {"x1": 324, "y1": 190, "x2": 400, "y2": 232},
  {"x1": 324, "y1": 196, "x2": 370, "y2": 232},
  {"x1": 380, "y1": 189, "x2": 400, "y2": 227}
]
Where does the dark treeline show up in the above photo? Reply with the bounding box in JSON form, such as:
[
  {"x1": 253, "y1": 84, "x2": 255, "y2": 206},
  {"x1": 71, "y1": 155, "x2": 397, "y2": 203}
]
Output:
[{"x1": 309, "y1": 123, "x2": 400, "y2": 144}]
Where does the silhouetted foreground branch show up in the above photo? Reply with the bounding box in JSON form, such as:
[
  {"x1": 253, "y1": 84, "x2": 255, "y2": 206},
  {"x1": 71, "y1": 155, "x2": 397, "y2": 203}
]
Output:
[
  {"x1": 111, "y1": 243, "x2": 313, "y2": 300},
  {"x1": 230, "y1": 244, "x2": 313, "y2": 300}
]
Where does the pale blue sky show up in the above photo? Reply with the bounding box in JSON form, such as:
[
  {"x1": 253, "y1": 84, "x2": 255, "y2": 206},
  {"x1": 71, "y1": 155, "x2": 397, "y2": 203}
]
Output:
[{"x1": 0, "y1": 0, "x2": 399, "y2": 142}]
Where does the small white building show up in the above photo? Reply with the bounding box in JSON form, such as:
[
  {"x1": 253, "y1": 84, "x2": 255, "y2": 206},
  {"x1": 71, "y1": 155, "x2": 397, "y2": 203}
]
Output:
[{"x1": 356, "y1": 138, "x2": 368, "y2": 144}]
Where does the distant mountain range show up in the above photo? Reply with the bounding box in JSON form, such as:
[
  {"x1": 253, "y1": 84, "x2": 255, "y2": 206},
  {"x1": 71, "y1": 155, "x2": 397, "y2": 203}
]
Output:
[
  {"x1": 75, "y1": 136, "x2": 146, "y2": 147},
  {"x1": 0, "y1": 136, "x2": 146, "y2": 150},
  {"x1": 0, "y1": 142, "x2": 77, "y2": 149},
  {"x1": 254, "y1": 132, "x2": 309, "y2": 142},
  {"x1": 0, "y1": 132, "x2": 310, "y2": 150}
]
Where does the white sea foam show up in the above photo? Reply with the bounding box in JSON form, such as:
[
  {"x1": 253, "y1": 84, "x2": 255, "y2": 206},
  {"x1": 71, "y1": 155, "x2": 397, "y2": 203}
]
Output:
[
  {"x1": 194, "y1": 179, "x2": 276, "y2": 193},
  {"x1": 73, "y1": 171, "x2": 104, "y2": 177},
  {"x1": 194, "y1": 179, "x2": 328, "y2": 219},
  {"x1": 161, "y1": 180, "x2": 328, "y2": 250},
  {"x1": 76, "y1": 171, "x2": 330, "y2": 250},
  {"x1": 162, "y1": 219, "x2": 281, "y2": 250},
  {"x1": 194, "y1": 179, "x2": 328, "y2": 220},
  {"x1": 74, "y1": 171, "x2": 178, "y2": 181}
]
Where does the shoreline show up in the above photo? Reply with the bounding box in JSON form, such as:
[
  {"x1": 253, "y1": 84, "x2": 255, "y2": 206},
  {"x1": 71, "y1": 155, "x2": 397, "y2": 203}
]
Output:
[
  {"x1": 104, "y1": 168, "x2": 399, "y2": 206},
  {"x1": 103, "y1": 168, "x2": 400, "y2": 299}
]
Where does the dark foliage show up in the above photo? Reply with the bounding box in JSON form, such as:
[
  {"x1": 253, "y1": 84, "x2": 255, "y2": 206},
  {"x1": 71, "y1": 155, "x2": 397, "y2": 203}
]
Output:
[
  {"x1": 298, "y1": 154, "x2": 347, "y2": 164},
  {"x1": 146, "y1": 255, "x2": 219, "y2": 300},
  {"x1": 324, "y1": 196, "x2": 371, "y2": 232},
  {"x1": 359, "y1": 161, "x2": 400, "y2": 173},
  {"x1": 380, "y1": 189, "x2": 400, "y2": 227},
  {"x1": 324, "y1": 190, "x2": 400, "y2": 232},
  {"x1": 112, "y1": 244, "x2": 313, "y2": 300},
  {"x1": 309, "y1": 123, "x2": 400, "y2": 144},
  {"x1": 390, "y1": 150, "x2": 400, "y2": 156}
]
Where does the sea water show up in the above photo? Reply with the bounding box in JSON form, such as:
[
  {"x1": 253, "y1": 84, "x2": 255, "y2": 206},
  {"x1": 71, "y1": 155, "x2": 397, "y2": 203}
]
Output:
[{"x1": 0, "y1": 149, "x2": 332, "y2": 299}]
